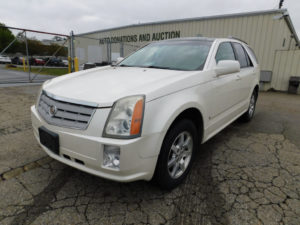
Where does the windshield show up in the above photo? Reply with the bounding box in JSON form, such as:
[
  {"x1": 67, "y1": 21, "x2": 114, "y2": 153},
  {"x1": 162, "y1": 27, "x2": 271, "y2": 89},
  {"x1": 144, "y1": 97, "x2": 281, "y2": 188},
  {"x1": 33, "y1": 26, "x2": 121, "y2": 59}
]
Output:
[{"x1": 119, "y1": 40, "x2": 212, "y2": 71}]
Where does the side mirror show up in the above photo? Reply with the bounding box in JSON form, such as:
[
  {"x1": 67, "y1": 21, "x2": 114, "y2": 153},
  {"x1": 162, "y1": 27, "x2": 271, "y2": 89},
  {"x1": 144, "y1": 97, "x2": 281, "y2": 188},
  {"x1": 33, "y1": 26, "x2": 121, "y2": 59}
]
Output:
[{"x1": 215, "y1": 60, "x2": 240, "y2": 76}]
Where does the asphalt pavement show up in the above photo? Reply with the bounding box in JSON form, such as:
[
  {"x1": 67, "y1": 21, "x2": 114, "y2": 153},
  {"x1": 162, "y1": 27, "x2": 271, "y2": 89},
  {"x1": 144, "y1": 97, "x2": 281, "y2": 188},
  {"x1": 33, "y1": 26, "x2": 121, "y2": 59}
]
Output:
[
  {"x1": 0, "y1": 65, "x2": 54, "y2": 86},
  {"x1": 0, "y1": 86, "x2": 300, "y2": 225}
]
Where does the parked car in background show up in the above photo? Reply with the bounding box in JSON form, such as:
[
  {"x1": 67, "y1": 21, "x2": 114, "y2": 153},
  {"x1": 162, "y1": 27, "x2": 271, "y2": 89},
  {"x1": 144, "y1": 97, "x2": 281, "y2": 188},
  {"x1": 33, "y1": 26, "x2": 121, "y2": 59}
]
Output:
[
  {"x1": 34, "y1": 58, "x2": 45, "y2": 66},
  {"x1": 29, "y1": 57, "x2": 36, "y2": 66},
  {"x1": 62, "y1": 59, "x2": 69, "y2": 67},
  {"x1": 11, "y1": 56, "x2": 24, "y2": 65},
  {"x1": 31, "y1": 37, "x2": 259, "y2": 189},
  {"x1": 44, "y1": 57, "x2": 64, "y2": 67},
  {"x1": 0, "y1": 55, "x2": 11, "y2": 64}
]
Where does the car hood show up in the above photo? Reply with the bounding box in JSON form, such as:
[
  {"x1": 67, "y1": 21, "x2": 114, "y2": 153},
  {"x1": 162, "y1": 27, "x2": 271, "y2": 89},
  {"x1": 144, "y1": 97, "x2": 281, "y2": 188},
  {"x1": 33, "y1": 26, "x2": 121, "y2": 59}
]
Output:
[{"x1": 43, "y1": 66, "x2": 202, "y2": 107}]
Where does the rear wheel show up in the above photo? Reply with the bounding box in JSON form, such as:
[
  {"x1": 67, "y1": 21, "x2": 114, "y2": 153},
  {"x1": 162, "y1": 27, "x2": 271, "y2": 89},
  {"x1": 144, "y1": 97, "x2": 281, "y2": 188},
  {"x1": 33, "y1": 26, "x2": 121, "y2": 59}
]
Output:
[
  {"x1": 154, "y1": 119, "x2": 198, "y2": 189},
  {"x1": 241, "y1": 90, "x2": 257, "y2": 122}
]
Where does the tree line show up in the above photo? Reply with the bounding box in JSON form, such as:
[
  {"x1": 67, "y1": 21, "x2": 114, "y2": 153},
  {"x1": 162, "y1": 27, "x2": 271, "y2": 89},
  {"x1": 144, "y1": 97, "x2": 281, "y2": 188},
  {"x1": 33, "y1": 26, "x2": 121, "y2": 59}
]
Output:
[{"x1": 0, "y1": 23, "x2": 68, "y2": 57}]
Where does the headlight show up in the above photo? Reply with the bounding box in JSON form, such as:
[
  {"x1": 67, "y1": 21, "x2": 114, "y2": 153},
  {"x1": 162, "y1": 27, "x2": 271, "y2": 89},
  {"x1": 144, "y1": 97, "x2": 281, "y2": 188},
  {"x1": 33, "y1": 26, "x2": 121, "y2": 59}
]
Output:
[{"x1": 103, "y1": 95, "x2": 145, "y2": 138}]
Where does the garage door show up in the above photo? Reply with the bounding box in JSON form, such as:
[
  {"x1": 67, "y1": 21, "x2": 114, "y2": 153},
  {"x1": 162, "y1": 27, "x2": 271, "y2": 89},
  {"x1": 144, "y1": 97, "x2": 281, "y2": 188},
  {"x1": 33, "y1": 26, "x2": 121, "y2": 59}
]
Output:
[{"x1": 88, "y1": 45, "x2": 102, "y2": 63}]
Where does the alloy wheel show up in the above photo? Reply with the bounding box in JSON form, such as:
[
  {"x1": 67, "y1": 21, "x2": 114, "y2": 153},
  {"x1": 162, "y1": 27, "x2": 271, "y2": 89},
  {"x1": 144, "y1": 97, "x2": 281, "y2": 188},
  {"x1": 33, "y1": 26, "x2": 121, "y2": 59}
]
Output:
[{"x1": 167, "y1": 131, "x2": 193, "y2": 179}]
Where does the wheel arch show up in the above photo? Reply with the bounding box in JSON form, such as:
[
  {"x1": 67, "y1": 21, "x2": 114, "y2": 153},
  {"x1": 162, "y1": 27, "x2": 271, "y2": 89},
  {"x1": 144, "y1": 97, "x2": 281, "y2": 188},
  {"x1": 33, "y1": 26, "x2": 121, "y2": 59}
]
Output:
[
  {"x1": 254, "y1": 84, "x2": 259, "y2": 99},
  {"x1": 142, "y1": 93, "x2": 208, "y2": 158},
  {"x1": 164, "y1": 107, "x2": 204, "y2": 146},
  {"x1": 152, "y1": 107, "x2": 205, "y2": 188}
]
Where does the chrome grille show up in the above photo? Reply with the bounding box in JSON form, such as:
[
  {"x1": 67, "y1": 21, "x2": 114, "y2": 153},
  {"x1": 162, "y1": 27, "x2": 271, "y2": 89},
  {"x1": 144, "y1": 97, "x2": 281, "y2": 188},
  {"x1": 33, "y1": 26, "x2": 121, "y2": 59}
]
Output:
[{"x1": 37, "y1": 92, "x2": 97, "y2": 129}]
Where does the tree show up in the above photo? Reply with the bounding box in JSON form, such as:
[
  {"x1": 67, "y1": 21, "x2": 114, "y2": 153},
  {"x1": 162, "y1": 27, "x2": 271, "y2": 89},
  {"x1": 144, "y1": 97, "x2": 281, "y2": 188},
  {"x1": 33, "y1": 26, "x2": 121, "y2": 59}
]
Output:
[
  {"x1": 48, "y1": 44, "x2": 68, "y2": 56},
  {"x1": 0, "y1": 23, "x2": 68, "y2": 56},
  {"x1": 0, "y1": 23, "x2": 17, "y2": 54}
]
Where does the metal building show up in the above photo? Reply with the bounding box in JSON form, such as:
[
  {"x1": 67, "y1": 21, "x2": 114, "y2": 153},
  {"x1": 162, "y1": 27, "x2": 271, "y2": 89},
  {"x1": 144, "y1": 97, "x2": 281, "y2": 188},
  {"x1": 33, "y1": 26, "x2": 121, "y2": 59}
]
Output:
[{"x1": 75, "y1": 9, "x2": 300, "y2": 93}]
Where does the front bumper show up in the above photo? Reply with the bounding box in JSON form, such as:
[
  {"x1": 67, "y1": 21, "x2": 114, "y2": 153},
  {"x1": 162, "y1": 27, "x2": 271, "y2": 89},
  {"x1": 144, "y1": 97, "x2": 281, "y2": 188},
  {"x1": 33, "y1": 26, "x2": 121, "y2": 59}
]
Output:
[{"x1": 31, "y1": 105, "x2": 160, "y2": 182}]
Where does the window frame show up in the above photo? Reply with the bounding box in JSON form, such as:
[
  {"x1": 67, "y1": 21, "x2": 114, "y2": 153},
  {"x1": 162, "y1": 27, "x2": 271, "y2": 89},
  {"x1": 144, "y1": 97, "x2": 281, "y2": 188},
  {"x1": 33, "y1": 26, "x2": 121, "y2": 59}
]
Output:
[
  {"x1": 214, "y1": 41, "x2": 236, "y2": 64},
  {"x1": 245, "y1": 46, "x2": 258, "y2": 65},
  {"x1": 231, "y1": 42, "x2": 253, "y2": 68},
  {"x1": 244, "y1": 48, "x2": 253, "y2": 67}
]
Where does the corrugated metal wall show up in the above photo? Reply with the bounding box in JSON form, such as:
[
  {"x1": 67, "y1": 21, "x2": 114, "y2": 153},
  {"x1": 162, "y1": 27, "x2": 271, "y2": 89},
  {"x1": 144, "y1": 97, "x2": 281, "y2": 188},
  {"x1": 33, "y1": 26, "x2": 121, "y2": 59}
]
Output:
[
  {"x1": 76, "y1": 10, "x2": 300, "y2": 92},
  {"x1": 272, "y1": 50, "x2": 300, "y2": 93}
]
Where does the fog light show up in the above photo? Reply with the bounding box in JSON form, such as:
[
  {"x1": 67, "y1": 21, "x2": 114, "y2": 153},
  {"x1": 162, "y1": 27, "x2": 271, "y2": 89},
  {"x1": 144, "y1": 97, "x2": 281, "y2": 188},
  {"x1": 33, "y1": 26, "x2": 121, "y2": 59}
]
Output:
[{"x1": 103, "y1": 145, "x2": 120, "y2": 169}]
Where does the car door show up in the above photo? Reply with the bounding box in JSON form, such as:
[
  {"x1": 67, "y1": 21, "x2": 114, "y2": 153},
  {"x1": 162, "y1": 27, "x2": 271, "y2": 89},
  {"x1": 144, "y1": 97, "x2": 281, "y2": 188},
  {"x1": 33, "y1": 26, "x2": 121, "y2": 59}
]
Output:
[
  {"x1": 231, "y1": 42, "x2": 256, "y2": 103},
  {"x1": 208, "y1": 42, "x2": 241, "y2": 122}
]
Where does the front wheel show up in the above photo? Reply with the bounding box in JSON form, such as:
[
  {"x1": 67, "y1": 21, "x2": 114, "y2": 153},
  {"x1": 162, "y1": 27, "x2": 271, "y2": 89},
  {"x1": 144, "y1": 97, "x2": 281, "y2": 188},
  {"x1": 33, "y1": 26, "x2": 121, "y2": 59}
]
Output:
[{"x1": 154, "y1": 119, "x2": 198, "y2": 189}]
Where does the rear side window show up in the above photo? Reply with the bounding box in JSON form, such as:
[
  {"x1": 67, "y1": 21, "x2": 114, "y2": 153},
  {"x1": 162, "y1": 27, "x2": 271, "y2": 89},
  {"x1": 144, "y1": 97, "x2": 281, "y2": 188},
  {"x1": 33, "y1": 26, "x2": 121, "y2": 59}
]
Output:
[
  {"x1": 232, "y1": 42, "x2": 249, "y2": 68},
  {"x1": 246, "y1": 46, "x2": 258, "y2": 64},
  {"x1": 215, "y1": 42, "x2": 235, "y2": 63}
]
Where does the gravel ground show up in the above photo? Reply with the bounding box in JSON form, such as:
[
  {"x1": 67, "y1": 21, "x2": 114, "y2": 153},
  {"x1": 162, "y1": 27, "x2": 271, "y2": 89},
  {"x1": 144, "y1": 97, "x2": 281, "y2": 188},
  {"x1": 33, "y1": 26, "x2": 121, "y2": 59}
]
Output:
[
  {"x1": 0, "y1": 86, "x2": 46, "y2": 175},
  {"x1": 0, "y1": 86, "x2": 300, "y2": 225}
]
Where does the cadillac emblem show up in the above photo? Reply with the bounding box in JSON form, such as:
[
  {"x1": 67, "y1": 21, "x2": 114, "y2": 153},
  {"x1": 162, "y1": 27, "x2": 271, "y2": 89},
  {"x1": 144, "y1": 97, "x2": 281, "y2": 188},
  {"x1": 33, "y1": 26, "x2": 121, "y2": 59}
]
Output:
[{"x1": 49, "y1": 105, "x2": 57, "y2": 117}]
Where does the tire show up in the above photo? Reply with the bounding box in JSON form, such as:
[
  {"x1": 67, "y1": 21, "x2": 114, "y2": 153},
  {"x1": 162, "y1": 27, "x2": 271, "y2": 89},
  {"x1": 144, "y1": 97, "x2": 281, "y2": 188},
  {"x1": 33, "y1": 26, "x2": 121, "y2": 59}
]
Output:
[
  {"x1": 154, "y1": 119, "x2": 198, "y2": 189},
  {"x1": 241, "y1": 90, "x2": 257, "y2": 122}
]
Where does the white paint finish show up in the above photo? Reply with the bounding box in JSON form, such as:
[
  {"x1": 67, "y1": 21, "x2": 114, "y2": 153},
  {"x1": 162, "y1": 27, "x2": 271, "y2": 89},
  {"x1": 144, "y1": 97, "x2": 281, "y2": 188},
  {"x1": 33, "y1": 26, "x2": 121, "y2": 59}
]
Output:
[
  {"x1": 43, "y1": 66, "x2": 192, "y2": 107},
  {"x1": 32, "y1": 38, "x2": 260, "y2": 182}
]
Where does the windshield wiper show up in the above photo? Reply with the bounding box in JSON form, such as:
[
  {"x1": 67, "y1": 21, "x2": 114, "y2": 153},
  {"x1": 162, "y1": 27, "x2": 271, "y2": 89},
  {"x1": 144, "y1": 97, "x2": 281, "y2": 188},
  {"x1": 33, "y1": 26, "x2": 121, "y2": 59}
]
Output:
[
  {"x1": 118, "y1": 64, "x2": 134, "y2": 67},
  {"x1": 119, "y1": 64, "x2": 174, "y2": 70},
  {"x1": 144, "y1": 65, "x2": 171, "y2": 70}
]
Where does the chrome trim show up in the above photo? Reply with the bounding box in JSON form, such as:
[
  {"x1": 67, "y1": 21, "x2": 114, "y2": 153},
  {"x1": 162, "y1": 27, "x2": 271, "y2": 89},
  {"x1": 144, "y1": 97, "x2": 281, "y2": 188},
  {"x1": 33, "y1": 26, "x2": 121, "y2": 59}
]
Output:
[
  {"x1": 41, "y1": 109, "x2": 96, "y2": 131},
  {"x1": 38, "y1": 91, "x2": 97, "y2": 130},
  {"x1": 43, "y1": 90, "x2": 99, "y2": 108}
]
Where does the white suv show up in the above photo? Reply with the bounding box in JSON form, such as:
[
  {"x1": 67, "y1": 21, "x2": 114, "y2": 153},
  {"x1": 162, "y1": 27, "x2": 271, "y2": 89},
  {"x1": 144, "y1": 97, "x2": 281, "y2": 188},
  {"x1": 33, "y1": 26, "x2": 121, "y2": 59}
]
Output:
[{"x1": 31, "y1": 37, "x2": 259, "y2": 189}]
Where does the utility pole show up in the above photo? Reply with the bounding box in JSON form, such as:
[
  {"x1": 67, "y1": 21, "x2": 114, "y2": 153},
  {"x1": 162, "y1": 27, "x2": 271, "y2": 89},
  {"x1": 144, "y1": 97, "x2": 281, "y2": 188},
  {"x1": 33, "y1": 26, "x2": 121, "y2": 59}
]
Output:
[
  {"x1": 24, "y1": 31, "x2": 31, "y2": 82},
  {"x1": 69, "y1": 31, "x2": 75, "y2": 72},
  {"x1": 279, "y1": 0, "x2": 284, "y2": 9}
]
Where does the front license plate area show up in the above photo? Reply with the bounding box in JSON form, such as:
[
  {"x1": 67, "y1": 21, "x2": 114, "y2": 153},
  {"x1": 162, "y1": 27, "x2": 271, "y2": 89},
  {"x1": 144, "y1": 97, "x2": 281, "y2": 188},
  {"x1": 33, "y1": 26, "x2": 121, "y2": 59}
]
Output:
[{"x1": 39, "y1": 126, "x2": 59, "y2": 155}]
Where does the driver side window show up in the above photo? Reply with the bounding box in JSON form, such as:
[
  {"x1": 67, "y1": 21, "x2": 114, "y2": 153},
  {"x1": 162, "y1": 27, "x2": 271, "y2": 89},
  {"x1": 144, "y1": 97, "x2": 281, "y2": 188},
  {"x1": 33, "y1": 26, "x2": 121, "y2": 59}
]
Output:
[{"x1": 215, "y1": 42, "x2": 235, "y2": 63}]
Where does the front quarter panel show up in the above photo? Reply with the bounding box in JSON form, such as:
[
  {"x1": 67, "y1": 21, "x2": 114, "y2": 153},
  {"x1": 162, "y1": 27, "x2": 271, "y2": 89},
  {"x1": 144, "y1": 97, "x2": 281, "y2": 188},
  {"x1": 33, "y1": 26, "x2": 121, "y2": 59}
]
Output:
[{"x1": 141, "y1": 84, "x2": 211, "y2": 158}]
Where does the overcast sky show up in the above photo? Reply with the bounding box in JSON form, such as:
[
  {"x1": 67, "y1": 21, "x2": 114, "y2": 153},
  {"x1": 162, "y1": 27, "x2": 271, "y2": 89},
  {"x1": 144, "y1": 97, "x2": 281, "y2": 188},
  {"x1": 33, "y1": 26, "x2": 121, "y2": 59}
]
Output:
[{"x1": 0, "y1": 0, "x2": 299, "y2": 39}]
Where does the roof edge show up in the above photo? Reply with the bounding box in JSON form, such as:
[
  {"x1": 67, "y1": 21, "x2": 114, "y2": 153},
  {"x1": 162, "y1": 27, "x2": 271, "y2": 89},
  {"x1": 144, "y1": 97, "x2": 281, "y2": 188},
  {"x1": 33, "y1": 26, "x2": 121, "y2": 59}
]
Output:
[
  {"x1": 77, "y1": 9, "x2": 287, "y2": 36},
  {"x1": 282, "y1": 10, "x2": 300, "y2": 47}
]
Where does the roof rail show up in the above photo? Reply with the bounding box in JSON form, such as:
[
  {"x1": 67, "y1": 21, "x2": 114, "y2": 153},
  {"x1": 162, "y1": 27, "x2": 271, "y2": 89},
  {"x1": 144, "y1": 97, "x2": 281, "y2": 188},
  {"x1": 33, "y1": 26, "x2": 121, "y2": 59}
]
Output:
[{"x1": 227, "y1": 36, "x2": 248, "y2": 45}]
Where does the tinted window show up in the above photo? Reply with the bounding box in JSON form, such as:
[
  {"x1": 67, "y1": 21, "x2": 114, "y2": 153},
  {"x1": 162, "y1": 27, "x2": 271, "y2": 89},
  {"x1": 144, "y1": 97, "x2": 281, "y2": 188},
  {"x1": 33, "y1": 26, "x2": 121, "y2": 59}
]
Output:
[
  {"x1": 119, "y1": 40, "x2": 212, "y2": 71},
  {"x1": 245, "y1": 50, "x2": 253, "y2": 67},
  {"x1": 246, "y1": 46, "x2": 258, "y2": 64},
  {"x1": 232, "y1": 43, "x2": 248, "y2": 68},
  {"x1": 215, "y1": 42, "x2": 235, "y2": 63}
]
